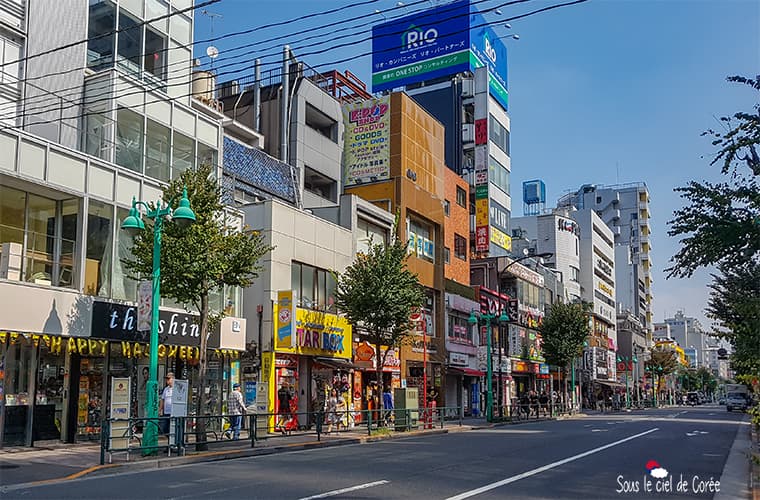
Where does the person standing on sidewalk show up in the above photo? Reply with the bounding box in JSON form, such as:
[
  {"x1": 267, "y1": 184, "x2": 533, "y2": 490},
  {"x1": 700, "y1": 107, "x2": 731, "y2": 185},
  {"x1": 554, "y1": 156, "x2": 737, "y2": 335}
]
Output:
[
  {"x1": 158, "y1": 372, "x2": 174, "y2": 434},
  {"x1": 228, "y1": 383, "x2": 246, "y2": 440}
]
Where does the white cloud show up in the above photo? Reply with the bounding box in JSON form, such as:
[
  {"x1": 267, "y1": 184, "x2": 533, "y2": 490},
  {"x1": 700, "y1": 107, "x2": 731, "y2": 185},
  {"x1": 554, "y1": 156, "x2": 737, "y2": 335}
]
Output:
[{"x1": 650, "y1": 467, "x2": 669, "y2": 479}]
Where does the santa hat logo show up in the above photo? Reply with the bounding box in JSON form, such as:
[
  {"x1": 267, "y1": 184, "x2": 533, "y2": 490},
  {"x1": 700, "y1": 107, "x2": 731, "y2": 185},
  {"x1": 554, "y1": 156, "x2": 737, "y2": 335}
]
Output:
[{"x1": 646, "y1": 460, "x2": 668, "y2": 478}]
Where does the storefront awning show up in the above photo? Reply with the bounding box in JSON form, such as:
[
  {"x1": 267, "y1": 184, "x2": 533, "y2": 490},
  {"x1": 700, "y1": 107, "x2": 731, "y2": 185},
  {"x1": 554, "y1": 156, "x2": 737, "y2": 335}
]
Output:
[
  {"x1": 595, "y1": 380, "x2": 626, "y2": 389},
  {"x1": 448, "y1": 366, "x2": 486, "y2": 377},
  {"x1": 313, "y1": 357, "x2": 362, "y2": 370}
]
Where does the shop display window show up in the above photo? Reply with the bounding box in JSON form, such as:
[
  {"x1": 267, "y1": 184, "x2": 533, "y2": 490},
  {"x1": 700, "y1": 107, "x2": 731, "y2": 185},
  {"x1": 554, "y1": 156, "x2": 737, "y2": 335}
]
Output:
[
  {"x1": 2, "y1": 336, "x2": 34, "y2": 446},
  {"x1": 76, "y1": 357, "x2": 105, "y2": 440},
  {"x1": 34, "y1": 345, "x2": 65, "y2": 441}
]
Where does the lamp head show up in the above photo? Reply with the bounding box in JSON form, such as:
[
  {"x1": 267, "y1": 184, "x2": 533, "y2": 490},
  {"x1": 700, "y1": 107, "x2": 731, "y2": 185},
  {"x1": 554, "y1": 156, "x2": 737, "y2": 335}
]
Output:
[
  {"x1": 121, "y1": 198, "x2": 145, "y2": 236},
  {"x1": 172, "y1": 187, "x2": 196, "y2": 228},
  {"x1": 617, "y1": 356, "x2": 622, "y2": 363},
  {"x1": 468, "y1": 310, "x2": 478, "y2": 325},
  {"x1": 498, "y1": 310, "x2": 509, "y2": 323}
]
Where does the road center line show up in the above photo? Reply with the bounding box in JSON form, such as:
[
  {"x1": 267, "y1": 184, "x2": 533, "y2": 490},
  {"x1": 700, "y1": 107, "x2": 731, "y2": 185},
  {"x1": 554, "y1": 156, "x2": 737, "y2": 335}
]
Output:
[
  {"x1": 298, "y1": 480, "x2": 389, "y2": 500},
  {"x1": 445, "y1": 428, "x2": 659, "y2": 500}
]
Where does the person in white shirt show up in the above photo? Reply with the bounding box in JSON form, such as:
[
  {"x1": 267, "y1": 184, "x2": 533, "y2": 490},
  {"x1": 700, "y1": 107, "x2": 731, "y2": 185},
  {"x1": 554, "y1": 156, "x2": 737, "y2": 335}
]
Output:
[
  {"x1": 158, "y1": 372, "x2": 174, "y2": 434},
  {"x1": 228, "y1": 383, "x2": 246, "y2": 440}
]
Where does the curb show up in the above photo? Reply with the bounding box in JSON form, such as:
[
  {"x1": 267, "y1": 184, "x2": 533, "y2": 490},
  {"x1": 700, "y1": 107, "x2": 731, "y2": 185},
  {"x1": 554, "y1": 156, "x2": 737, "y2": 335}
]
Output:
[{"x1": 751, "y1": 426, "x2": 759, "y2": 500}]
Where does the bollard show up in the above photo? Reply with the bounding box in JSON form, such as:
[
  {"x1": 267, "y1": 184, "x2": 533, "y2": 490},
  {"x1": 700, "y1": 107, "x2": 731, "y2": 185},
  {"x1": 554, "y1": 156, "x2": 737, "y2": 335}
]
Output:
[
  {"x1": 250, "y1": 414, "x2": 256, "y2": 448},
  {"x1": 367, "y1": 409, "x2": 372, "y2": 436},
  {"x1": 100, "y1": 419, "x2": 108, "y2": 465},
  {"x1": 316, "y1": 411, "x2": 323, "y2": 441}
]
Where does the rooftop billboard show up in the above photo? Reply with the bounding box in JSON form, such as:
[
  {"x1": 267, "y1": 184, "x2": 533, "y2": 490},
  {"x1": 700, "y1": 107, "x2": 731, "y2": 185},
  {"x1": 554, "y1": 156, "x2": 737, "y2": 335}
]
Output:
[{"x1": 371, "y1": 0, "x2": 509, "y2": 109}]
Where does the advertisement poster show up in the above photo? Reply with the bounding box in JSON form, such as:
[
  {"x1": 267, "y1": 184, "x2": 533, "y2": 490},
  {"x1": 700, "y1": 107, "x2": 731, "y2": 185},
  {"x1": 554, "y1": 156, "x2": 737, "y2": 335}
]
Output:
[
  {"x1": 342, "y1": 96, "x2": 391, "y2": 186},
  {"x1": 109, "y1": 377, "x2": 131, "y2": 450},
  {"x1": 170, "y1": 379, "x2": 188, "y2": 441},
  {"x1": 137, "y1": 280, "x2": 152, "y2": 332},
  {"x1": 275, "y1": 290, "x2": 294, "y2": 349}
]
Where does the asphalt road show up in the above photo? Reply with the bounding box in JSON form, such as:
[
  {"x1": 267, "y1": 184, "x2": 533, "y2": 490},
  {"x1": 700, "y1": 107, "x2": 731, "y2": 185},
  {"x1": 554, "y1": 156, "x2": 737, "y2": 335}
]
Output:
[{"x1": 1, "y1": 405, "x2": 750, "y2": 500}]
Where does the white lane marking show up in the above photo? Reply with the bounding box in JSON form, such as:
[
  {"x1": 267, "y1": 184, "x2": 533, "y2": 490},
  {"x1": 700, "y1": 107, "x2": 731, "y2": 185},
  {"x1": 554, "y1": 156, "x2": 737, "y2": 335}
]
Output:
[
  {"x1": 298, "y1": 480, "x2": 389, "y2": 500},
  {"x1": 445, "y1": 428, "x2": 659, "y2": 500},
  {"x1": 703, "y1": 453, "x2": 722, "y2": 457},
  {"x1": 591, "y1": 429, "x2": 608, "y2": 432}
]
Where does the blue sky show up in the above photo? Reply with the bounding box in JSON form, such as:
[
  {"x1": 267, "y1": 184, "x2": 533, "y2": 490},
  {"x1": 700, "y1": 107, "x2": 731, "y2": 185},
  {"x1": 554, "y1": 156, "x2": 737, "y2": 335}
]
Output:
[{"x1": 194, "y1": 0, "x2": 760, "y2": 330}]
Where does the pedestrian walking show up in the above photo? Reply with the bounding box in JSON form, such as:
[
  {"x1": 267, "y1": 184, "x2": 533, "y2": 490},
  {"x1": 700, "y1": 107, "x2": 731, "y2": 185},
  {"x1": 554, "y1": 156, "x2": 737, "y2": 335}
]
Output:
[
  {"x1": 382, "y1": 386, "x2": 394, "y2": 426},
  {"x1": 539, "y1": 391, "x2": 549, "y2": 416},
  {"x1": 228, "y1": 383, "x2": 246, "y2": 440},
  {"x1": 158, "y1": 372, "x2": 174, "y2": 435},
  {"x1": 326, "y1": 389, "x2": 339, "y2": 434},
  {"x1": 530, "y1": 391, "x2": 539, "y2": 418},
  {"x1": 276, "y1": 383, "x2": 292, "y2": 434}
]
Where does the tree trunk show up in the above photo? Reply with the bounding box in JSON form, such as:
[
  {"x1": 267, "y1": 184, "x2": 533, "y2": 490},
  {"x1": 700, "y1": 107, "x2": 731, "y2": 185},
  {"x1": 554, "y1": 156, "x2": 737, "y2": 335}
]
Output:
[
  {"x1": 195, "y1": 293, "x2": 210, "y2": 451},
  {"x1": 374, "y1": 341, "x2": 384, "y2": 430},
  {"x1": 563, "y1": 365, "x2": 568, "y2": 411}
]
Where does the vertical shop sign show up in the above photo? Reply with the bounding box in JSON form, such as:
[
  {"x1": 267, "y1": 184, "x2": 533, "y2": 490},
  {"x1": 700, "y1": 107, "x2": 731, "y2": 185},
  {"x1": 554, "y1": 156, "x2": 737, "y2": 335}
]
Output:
[
  {"x1": 137, "y1": 280, "x2": 152, "y2": 332},
  {"x1": 342, "y1": 96, "x2": 391, "y2": 186},
  {"x1": 475, "y1": 118, "x2": 488, "y2": 145},
  {"x1": 109, "y1": 377, "x2": 131, "y2": 450},
  {"x1": 275, "y1": 290, "x2": 294, "y2": 349},
  {"x1": 474, "y1": 144, "x2": 489, "y2": 253}
]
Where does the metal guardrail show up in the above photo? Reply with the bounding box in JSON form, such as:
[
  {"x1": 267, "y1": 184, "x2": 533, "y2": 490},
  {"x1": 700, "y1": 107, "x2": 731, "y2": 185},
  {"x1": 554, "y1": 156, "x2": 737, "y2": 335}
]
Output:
[{"x1": 101, "y1": 407, "x2": 466, "y2": 464}]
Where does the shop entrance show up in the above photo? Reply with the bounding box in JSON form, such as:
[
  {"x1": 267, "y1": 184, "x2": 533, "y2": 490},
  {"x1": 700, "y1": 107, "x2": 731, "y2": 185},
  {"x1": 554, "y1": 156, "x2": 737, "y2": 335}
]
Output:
[{"x1": 64, "y1": 354, "x2": 104, "y2": 442}]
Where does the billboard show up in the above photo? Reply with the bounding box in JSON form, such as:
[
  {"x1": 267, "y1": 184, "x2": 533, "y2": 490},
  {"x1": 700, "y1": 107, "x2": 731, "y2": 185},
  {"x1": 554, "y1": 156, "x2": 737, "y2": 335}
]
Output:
[
  {"x1": 342, "y1": 96, "x2": 391, "y2": 186},
  {"x1": 371, "y1": 0, "x2": 509, "y2": 110},
  {"x1": 372, "y1": 0, "x2": 471, "y2": 92}
]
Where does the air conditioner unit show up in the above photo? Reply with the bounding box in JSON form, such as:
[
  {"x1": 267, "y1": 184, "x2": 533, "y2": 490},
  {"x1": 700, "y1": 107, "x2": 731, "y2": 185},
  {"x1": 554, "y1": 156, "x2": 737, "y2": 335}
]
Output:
[
  {"x1": 461, "y1": 79, "x2": 475, "y2": 98},
  {"x1": 462, "y1": 124, "x2": 475, "y2": 143},
  {"x1": 0, "y1": 242, "x2": 22, "y2": 281}
]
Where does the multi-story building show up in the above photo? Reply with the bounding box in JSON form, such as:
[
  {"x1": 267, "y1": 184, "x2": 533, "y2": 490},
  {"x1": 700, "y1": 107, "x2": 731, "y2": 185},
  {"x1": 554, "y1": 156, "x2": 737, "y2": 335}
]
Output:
[
  {"x1": 616, "y1": 311, "x2": 647, "y2": 401},
  {"x1": 511, "y1": 208, "x2": 582, "y2": 303},
  {"x1": 663, "y1": 310, "x2": 707, "y2": 368},
  {"x1": 342, "y1": 92, "x2": 447, "y2": 406},
  {"x1": 573, "y1": 209, "x2": 619, "y2": 397},
  {"x1": 558, "y1": 183, "x2": 653, "y2": 335},
  {"x1": 370, "y1": 0, "x2": 513, "y2": 259},
  {"x1": 442, "y1": 167, "x2": 480, "y2": 415},
  {"x1": 219, "y1": 55, "x2": 372, "y2": 209},
  {"x1": 0, "y1": 1, "x2": 250, "y2": 447}
]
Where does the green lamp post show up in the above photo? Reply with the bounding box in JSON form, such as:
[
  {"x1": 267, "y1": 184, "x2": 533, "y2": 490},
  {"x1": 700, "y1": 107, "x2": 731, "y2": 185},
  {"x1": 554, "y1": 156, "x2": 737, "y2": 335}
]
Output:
[
  {"x1": 469, "y1": 308, "x2": 508, "y2": 422},
  {"x1": 121, "y1": 187, "x2": 195, "y2": 453},
  {"x1": 616, "y1": 355, "x2": 638, "y2": 409},
  {"x1": 645, "y1": 365, "x2": 664, "y2": 408}
]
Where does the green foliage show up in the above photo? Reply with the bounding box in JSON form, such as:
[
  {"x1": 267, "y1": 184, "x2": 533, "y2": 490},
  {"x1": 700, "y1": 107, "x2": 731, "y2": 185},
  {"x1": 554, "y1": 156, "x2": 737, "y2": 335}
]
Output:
[
  {"x1": 123, "y1": 163, "x2": 272, "y2": 316},
  {"x1": 333, "y1": 228, "x2": 425, "y2": 379},
  {"x1": 539, "y1": 301, "x2": 591, "y2": 370},
  {"x1": 646, "y1": 347, "x2": 679, "y2": 376},
  {"x1": 122, "y1": 164, "x2": 272, "y2": 445},
  {"x1": 707, "y1": 260, "x2": 760, "y2": 379},
  {"x1": 667, "y1": 75, "x2": 760, "y2": 279}
]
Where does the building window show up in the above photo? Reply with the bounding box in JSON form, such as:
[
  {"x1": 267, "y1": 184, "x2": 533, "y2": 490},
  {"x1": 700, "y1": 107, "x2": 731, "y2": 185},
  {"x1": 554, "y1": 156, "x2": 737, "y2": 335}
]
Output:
[
  {"x1": 291, "y1": 262, "x2": 336, "y2": 312},
  {"x1": 454, "y1": 234, "x2": 467, "y2": 261},
  {"x1": 456, "y1": 186, "x2": 467, "y2": 208},
  {"x1": 197, "y1": 142, "x2": 217, "y2": 168},
  {"x1": 444, "y1": 247, "x2": 450, "y2": 264},
  {"x1": 444, "y1": 199, "x2": 450, "y2": 217},
  {"x1": 304, "y1": 166, "x2": 337, "y2": 202},
  {"x1": 117, "y1": 10, "x2": 142, "y2": 76},
  {"x1": 357, "y1": 219, "x2": 388, "y2": 254},
  {"x1": 448, "y1": 314, "x2": 473, "y2": 343},
  {"x1": 172, "y1": 131, "x2": 194, "y2": 179},
  {"x1": 85, "y1": 200, "x2": 113, "y2": 296},
  {"x1": 489, "y1": 115, "x2": 510, "y2": 155},
  {"x1": 144, "y1": 25, "x2": 167, "y2": 82},
  {"x1": 87, "y1": 0, "x2": 116, "y2": 70},
  {"x1": 115, "y1": 107, "x2": 144, "y2": 173},
  {"x1": 407, "y1": 217, "x2": 434, "y2": 263},
  {"x1": 569, "y1": 265, "x2": 580, "y2": 283},
  {"x1": 305, "y1": 103, "x2": 338, "y2": 143},
  {"x1": 145, "y1": 119, "x2": 170, "y2": 181},
  {"x1": 489, "y1": 156, "x2": 510, "y2": 194}
]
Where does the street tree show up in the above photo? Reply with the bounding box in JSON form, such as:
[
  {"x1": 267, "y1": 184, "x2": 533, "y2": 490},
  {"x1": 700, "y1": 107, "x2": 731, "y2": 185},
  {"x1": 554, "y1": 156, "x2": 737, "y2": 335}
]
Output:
[
  {"x1": 707, "y1": 260, "x2": 760, "y2": 378},
  {"x1": 667, "y1": 75, "x2": 760, "y2": 279},
  {"x1": 645, "y1": 348, "x2": 679, "y2": 397},
  {"x1": 333, "y1": 226, "x2": 425, "y2": 400},
  {"x1": 123, "y1": 164, "x2": 272, "y2": 449},
  {"x1": 539, "y1": 301, "x2": 591, "y2": 401}
]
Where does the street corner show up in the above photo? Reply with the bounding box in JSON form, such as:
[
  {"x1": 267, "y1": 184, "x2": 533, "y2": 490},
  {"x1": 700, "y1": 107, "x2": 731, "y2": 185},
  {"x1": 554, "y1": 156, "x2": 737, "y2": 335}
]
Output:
[{"x1": 614, "y1": 459, "x2": 722, "y2": 497}]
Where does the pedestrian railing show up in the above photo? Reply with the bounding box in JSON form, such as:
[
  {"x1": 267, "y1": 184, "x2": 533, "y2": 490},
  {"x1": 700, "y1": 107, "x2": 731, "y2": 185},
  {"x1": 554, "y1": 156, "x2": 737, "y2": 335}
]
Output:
[{"x1": 101, "y1": 407, "x2": 464, "y2": 464}]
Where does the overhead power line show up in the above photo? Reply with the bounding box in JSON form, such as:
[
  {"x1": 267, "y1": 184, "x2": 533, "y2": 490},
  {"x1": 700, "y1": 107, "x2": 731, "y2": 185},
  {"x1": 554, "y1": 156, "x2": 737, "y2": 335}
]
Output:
[
  {"x1": 7, "y1": 0, "x2": 526, "y2": 121},
  {"x1": 0, "y1": 0, "x2": 589, "y2": 133}
]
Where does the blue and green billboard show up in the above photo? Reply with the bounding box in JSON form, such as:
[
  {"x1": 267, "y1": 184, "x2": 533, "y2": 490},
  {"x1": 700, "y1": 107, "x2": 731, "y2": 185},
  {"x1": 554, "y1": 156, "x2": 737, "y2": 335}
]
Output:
[{"x1": 371, "y1": 0, "x2": 509, "y2": 110}]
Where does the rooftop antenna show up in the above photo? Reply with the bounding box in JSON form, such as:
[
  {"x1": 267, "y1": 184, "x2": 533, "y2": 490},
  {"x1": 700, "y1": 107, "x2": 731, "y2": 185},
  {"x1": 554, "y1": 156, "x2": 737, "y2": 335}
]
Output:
[{"x1": 201, "y1": 10, "x2": 223, "y2": 71}]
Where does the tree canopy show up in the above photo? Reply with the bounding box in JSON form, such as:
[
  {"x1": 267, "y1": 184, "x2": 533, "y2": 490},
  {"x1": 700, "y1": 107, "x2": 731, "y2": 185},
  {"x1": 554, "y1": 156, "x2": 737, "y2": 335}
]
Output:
[
  {"x1": 123, "y1": 163, "x2": 272, "y2": 447},
  {"x1": 539, "y1": 301, "x2": 591, "y2": 370},
  {"x1": 667, "y1": 75, "x2": 760, "y2": 278},
  {"x1": 333, "y1": 227, "x2": 425, "y2": 384}
]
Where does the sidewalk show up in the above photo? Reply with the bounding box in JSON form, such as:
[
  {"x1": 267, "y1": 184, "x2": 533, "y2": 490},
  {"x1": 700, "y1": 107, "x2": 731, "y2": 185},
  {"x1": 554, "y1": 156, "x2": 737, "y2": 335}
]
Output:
[{"x1": 0, "y1": 419, "x2": 484, "y2": 488}]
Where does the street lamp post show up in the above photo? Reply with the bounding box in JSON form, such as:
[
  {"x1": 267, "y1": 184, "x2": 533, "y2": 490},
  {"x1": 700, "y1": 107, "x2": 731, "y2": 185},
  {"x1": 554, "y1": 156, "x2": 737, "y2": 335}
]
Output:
[
  {"x1": 469, "y1": 309, "x2": 508, "y2": 422},
  {"x1": 121, "y1": 188, "x2": 195, "y2": 453},
  {"x1": 617, "y1": 355, "x2": 638, "y2": 409}
]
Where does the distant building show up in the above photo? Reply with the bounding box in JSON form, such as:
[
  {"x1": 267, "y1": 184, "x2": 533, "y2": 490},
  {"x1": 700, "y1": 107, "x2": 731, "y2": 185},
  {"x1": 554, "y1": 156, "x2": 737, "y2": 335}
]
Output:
[
  {"x1": 558, "y1": 183, "x2": 653, "y2": 335},
  {"x1": 664, "y1": 311, "x2": 707, "y2": 368}
]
